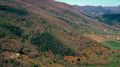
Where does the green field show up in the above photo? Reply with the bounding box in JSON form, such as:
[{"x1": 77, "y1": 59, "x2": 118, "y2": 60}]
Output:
[{"x1": 102, "y1": 40, "x2": 120, "y2": 50}]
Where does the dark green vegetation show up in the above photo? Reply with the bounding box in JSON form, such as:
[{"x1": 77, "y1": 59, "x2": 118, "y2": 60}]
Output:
[
  {"x1": 0, "y1": 23, "x2": 23, "y2": 36},
  {"x1": 0, "y1": 60, "x2": 25, "y2": 67},
  {"x1": 0, "y1": 5, "x2": 28, "y2": 16},
  {"x1": 0, "y1": 30, "x2": 6, "y2": 38},
  {"x1": 101, "y1": 14, "x2": 120, "y2": 25},
  {"x1": 31, "y1": 32, "x2": 74, "y2": 56},
  {"x1": 108, "y1": 53, "x2": 120, "y2": 67},
  {"x1": 102, "y1": 40, "x2": 120, "y2": 50}
]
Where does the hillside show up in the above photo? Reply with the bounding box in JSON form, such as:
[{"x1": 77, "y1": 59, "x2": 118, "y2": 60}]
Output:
[
  {"x1": 0, "y1": 0, "x2": 120, "y2": 67},
  {"x1": 73, "y1": 5, "x2": 120, "y2": 33}
]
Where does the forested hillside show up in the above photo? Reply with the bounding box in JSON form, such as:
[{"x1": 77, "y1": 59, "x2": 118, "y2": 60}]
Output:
[{"x1": 0, "y1": 0, "x2": 120, "y2": 67}]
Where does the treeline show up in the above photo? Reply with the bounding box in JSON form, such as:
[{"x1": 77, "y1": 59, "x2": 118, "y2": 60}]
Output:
[
  {"x1": 101, "y1": 14, "x2": 120, "y2": 24},
  {"x1": 0, "y1": 23, "x2": 23, "y2": 36},
  {"x1": 31, "y1": 32, "x2": 74, "y2": 56},
  {"x1": 0, "y1": 5, "x2": 28, "y2": 16}
]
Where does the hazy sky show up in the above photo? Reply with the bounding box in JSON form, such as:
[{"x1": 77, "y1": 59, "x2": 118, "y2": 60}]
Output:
[{"x1": 55, "y1": 0, "x2": 120, "y2": 6}]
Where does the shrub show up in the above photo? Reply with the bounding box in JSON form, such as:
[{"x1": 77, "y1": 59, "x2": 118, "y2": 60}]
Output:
[
  {"x1": 0, "y1": 59, "x2": 25, "y2": 67},
  {"x1": 0, "y1": 39, "x2": 23, "y2": 52},
  {"x1": 31, "y1": 32, "x2": 74, "y2": 56},
  {"x1": 0, "y1": 5, "x2": 28, "y2": 16},
  {"x1": 33, "y1": 64, "x2": 38, "y2": 67},
  {"x1": 56, "y1": 16, "x2": 80, "y2": 29},
  {"x1": 100, "y1": 14, "x2": 120, "y2": 25},
  {"x1": 63, "y1": 10, "x2": 81, "y2": 18},
  {"x1": 0, "y1": 23, "x2": 23, "y2": 36},
  {"x1": 0, "y1": 30, "x2": 6, "y2": 38}
]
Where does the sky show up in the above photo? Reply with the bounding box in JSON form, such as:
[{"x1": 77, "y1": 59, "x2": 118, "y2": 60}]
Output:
[{"x1": 55, "y1": 0, "x2": 120, "y2": 6}]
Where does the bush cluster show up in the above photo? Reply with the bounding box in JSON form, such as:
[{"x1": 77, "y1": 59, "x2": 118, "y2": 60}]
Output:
[
  {"x1": 0, "y1": 5, "x2": 28, "y2": 16},
  {"x1": 0, "y1": 30, "x2": 6, "y2": 38},
  {"x1": 31, "y1": 32, "x2": 74, "y2": 56},
  {"x1": 0, "y1": 23, "x2": 23, "y2": 36}
]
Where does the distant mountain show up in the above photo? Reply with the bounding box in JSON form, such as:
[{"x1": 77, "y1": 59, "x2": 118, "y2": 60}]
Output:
[
  {"x1": 73, "y1": 5, "x2": 120, "y2": 28},
  {"x1": 73, "y1": 5, "x2": 120, "y2": 15},
  {"x1": 105, "y1": 6, "x2": 120, "y2": 14}
]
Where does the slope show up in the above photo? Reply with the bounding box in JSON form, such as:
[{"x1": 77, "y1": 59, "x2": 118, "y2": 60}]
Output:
[{"x1": 0, "y1": 0, "x2": 119, "y2": 67}]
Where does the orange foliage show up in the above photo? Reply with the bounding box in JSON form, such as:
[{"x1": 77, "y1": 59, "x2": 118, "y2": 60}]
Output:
[{"x1": 64, "y1": 56, "x2": 78, "y2": 63}]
